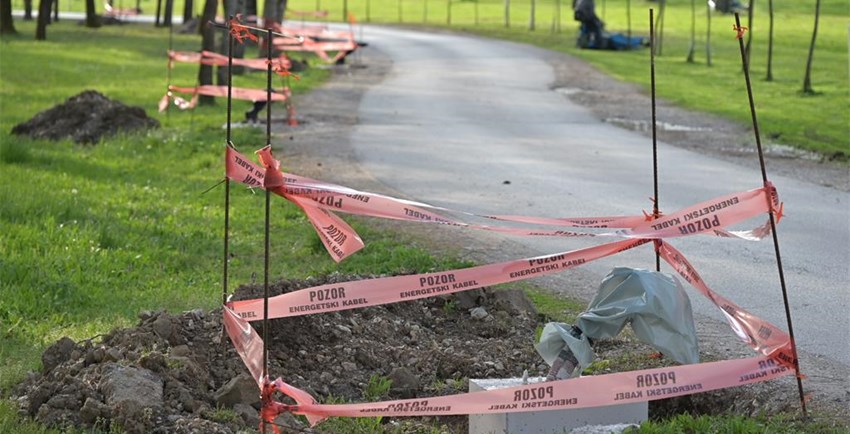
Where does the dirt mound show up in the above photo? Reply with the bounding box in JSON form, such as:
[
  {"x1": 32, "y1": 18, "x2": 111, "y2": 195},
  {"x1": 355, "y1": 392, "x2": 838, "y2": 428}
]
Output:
[
  {"x1": 11, "y1": 274, "x2": 546, "y2": 433},
  {"x1": 11, "y1": 90, "x2": 159, "y2": 144},
  {"x1": 12, "y1": 273, "x2": 801, "y2": 433}
]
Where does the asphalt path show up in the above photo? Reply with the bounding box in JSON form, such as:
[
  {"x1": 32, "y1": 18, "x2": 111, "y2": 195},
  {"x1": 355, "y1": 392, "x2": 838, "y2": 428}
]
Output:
[{"x1": 347, "y1": 26, "x2": 850, "y2": 368}]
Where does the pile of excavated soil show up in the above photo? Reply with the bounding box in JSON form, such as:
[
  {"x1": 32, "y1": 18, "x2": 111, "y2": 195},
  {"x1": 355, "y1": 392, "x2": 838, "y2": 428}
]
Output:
[
  {"x1": 11, "y1": 90, "x2": 159, "y2": 144},
  {"x1": 11, "y1": 273, "x2": 801, "y2": 434}
]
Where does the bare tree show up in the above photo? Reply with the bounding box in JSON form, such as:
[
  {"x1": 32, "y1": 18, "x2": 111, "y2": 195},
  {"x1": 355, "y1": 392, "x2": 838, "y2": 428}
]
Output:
[
  {"x1": 744, "y1": 0, "x2": 753, "y2": 65},
  {"x1": 705, "y1": 0, "x2": 711, "y2": 66},
  {"x1": 163, "y1": 0, "x2": 173, "y2": 27},
  {"x1": 36, "y1": 0, "x2": 51, "y2": 39},
  {"x1": 218, "y1": 0, "x2": 245, "y2": 86},
  {"x1": 197, "y1": 0, "x2": 217, "y2": 105},
  {"x1": 686, "y1": 0, "x2": 695, "y2": 62},
  {"x1": 23, "y1": 0, "x2": 33, "y2": 20},
  {"x1": 84, "y1": 0, "x2": 101, "y2": 27},
  {"x1": 802, "y1": 0, "x2": 821, "y2": 94},
  {"x1": 183, "y1": 0, "x2": 194, "y2": 23},
  {"x1": 766, "y1": 0, "x2": 774, "y2": 80},
  {"x1": 0, "y1": 0, "x2": 17, "y2": 34}
]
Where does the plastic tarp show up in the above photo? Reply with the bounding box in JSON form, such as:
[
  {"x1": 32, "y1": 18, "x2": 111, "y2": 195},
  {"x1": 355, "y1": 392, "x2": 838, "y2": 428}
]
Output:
[{"x1": 537, "y1": 267, "x2": 699, "y2": 377}]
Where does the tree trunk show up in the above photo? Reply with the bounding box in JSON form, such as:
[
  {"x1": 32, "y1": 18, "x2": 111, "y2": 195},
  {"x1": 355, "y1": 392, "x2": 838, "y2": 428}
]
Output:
[
  {"x1": 36, "y1": 0, "x2": 51, "y2": 39},
  {"x1": 0, "y1": 0, "x2": 17, "y2": 34},
  {"x1": 686, "y1": 0, "x2": 695, "y2": 62},
  {"x1": 397, "y1": 0, "x2": 402, "y2": 22},
  {"x1": 84, "y1": 0, "x2": 101, "y2": 27},
  {"x1": 766, "y1": 0, "x2": 774, "y2": 81},
  {"x1": 528, "y1": 0, "x2": 535, "y2": 31},
  {"x1": 744, "y1": 0, "x2": 753, "y2": 66},
  {"x1": 705, "y1": 0, "x2": 711, "y2": 66},
  {"x1": 24, "y1": 0, "x2": 33, "y2": 20},
  {"x1": 802, "y1": 0, "x2": 820, "y2": 94},
  {"x1": 657, "y1": 0, "x2": 665, "y2": 56},
  {"x1": 218, "y1": 0, "x2": 245, "y2": 86},
  {"x1": 52, "y1": 0, "x2": 58, "y2": 21},
  {"x1": 163, "y1": 0, "x2": 173, "y2": 27},
  {"x1": 183, "y1": 0, "x2": 193, "y2": 23},
  {"x1": 155, "y1": 0, "x2": 162, "y2": 26},
  {"x1": 626, "y1": 0, "x2": 631, "y2": 41},
  {"x1": 198, "y1": 0, "x2": 217, "y2": 105},
  {"x1": 504, "y1": 0, "x2": 509, "y2": 28}
]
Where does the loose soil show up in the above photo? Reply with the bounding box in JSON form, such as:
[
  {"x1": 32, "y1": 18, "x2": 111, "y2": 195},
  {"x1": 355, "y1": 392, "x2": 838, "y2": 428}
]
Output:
[
  {"x1": 10, "y1": 90, "x2": 159, "y2": 145},
  {"x1": 11, "y1": 32, "x2": 849, "y2": 434}
]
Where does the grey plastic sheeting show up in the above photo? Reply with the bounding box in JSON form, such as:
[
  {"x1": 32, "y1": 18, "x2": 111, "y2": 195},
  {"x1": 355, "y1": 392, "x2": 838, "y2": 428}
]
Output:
[{"x1": 536, "y1": 267, "x2": 699, "y2": 376}]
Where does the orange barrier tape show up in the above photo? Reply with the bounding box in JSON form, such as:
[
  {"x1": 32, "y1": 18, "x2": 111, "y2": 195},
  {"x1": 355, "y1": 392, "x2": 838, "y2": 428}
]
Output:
[{"x1": 225, "y1": 146, "x2": 779, "y2": 261}]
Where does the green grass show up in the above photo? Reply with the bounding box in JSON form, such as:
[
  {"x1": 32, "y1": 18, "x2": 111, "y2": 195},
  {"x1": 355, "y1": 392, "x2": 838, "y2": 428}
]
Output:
[
  {"x1": 632, "y1": 412, "x2": 849, "y2": 434},
  {"x1": 0, "y1": 20, "x2": 468, "y2": 433},
  {"x1": 9, "y1": 1, "x2": 846, "y2": 154}
]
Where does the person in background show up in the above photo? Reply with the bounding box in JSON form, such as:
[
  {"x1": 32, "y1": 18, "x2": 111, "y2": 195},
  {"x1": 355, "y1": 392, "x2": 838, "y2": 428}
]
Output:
[{"x1": 573, "y1": 0, "x2": 605, "y2": 49}]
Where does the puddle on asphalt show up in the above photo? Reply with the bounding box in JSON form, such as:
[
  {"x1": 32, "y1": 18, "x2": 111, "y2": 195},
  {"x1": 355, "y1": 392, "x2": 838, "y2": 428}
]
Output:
[
  {"x1": 554, "y1": 87, "x2": 583, "y2": 96},
  {"x1": 603, "y1": 117, "x2": 713, "y2": 133}
]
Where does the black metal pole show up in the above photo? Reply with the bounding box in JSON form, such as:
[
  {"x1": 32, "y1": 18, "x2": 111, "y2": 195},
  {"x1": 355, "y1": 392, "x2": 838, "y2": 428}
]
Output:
[
  {"x1": 733, "y1": 13, "x2": 807, "y2": 418},
  {"x1": 650, "y1": 9, "x2": 660, "y2": 272},
  {"x1": 260, "y1": 27, "x2": 274, "y2": 434},
  {"x1": 223, "y1": 19, "x2": 234, "y2": 308}
]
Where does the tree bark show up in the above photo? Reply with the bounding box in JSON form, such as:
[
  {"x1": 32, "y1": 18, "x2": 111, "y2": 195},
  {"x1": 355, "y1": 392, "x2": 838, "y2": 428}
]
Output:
[
  {"x1": 218, "y1": 0, "x2": 245, "y2": 86},
  {"x1": 155, "y1": 0, "x2": 162, "y2": 26},
  {"x1": 52, "y1": 0, "x2": 57, "y2": 21},
  {"x1": 163, "y1": 0, "x2": 173, "y2": 27},
  {"x1": 36, "y1": 0, "x2": 51, "y2": 39},
  {"x1": 802, "y1": 0, "x2": 820, "y2": 94},
  {"x1": 24, "y1": 0, "x2": 33, "y2": 20},
  {"x1": 744, "y1": 0, "x2": 753, "y2": 66},
  {"x1": 183, "y1": 0, "x2": 194, "y2": 23},
  {"x1": 504, "y1": 0, "x2": 509, "y2": 28},
  {"x1": 705, "y1": 0, "x2": 711, "y2": 66},
  {"x1": 686, "y1": 0, "x2": 695, "y2": 62},
  {"x1": 766, "y1": 0, "x2": 774, "y2": 81},
  {"x1": 0, "y1": 0, "x2": 17, "y2": 34},
  {"x1": 84, "y1": 0, "x2": 101, "y2": 27},
  {"x1": 528, "y1": 0, "x2": 535, "y2": 31},
  {"x1": 198, "y1": 0, "x2": 217, "y2": 105}
]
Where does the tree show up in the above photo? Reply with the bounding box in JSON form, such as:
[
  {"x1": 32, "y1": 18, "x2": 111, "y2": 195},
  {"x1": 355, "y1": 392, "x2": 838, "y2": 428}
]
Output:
[
  {"x1": 84, "y1": 0, "x2": 101, "y2": 27},
  {"x1": 765, "y1": 0, "x2": 774, "y2": 80},
  {"x1": 36, "y1": 0, "x2": 51, "y2": 39},
  {"x1": 705, "y1": 0, "x2": 711, "y2": 66},
  {"x1": 218, "y1": 0, "x2": 245, "y2": 86},
  {"x1": 0, "y1": 0, "x2": 17, "y2": 34},
  {"x1": 802, "y1": 0, "x2": 821, "y2": 94},
  {"x1": 744, "y1": 0, "x2": 753, "y2": 66},
  {"x1": 686, "y1": 0, "x2": 695, "y2": 62},
  {"x1": 183, "y1": 0, "x2": 194, "y2": 23},
  {"x1": 163, "y1": 0, "x2": 173, "y2": 27},
  {"x1": 23, "y1": 0, "x2": 33, "y2": 20},
  {"x1": 528, "y1": 0, "x2": 535, "y2": 30},
  {"x1": 198, "y1": 0, "x2": 217, "y2": 105}
]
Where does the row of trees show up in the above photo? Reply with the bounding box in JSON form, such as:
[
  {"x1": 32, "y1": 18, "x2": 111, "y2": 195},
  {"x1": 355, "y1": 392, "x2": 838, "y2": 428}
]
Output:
[
  {"x1": 651, "y1": 0, "x2": 822, "y2": 94},
  {"x1": 0, "y1": 0, "x2": 824, "y2": 93}
]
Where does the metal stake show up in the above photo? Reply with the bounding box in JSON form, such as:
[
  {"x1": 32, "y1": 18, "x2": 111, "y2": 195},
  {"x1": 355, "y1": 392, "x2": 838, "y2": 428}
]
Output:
[
  {"x1": 650, "y1": 9, "x2": 660, "y2": 272},
  {"x1": 733, "y1": 12, "x2": 807, "y2": 418}
]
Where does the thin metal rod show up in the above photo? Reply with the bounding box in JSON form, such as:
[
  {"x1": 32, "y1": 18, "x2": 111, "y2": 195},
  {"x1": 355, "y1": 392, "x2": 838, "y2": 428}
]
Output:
[
  {"x1": 226, "y1": 19, "x2": 233, "y2": 144},
  {"x1": 262, "y1": 25, "x2": 273, "y2": 391},
  {"x1": 733, "y1": 12, "x2": 807, "y2": 418},
  {"x1": 650, "y1": 9, "x2": 660, "y2": 272},
  {"x1": 223, "y1": 21, "x2": 234, "y2": 308}
]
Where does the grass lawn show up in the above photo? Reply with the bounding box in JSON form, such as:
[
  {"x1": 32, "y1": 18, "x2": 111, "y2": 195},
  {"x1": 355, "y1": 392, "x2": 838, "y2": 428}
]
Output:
[{"x1": 0, "y1": 20, "x2": 474, "y2": 433}]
